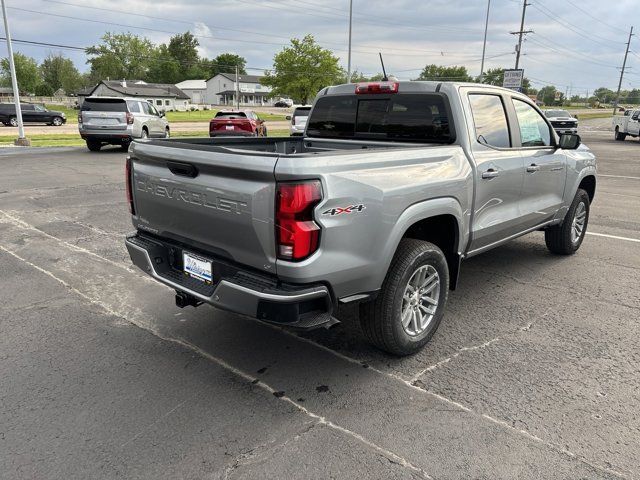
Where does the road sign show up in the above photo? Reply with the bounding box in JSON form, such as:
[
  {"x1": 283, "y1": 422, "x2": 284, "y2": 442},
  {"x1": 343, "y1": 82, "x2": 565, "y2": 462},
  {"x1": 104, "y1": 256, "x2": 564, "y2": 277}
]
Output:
[{"x1": 503, "y1": 69, "x2": 524, "y2": 91}]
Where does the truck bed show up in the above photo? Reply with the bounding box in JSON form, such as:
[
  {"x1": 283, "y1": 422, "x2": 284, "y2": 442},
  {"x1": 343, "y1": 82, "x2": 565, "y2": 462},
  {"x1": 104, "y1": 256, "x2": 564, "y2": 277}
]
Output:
[{"x1": 135, "y1": 136, "x2": 436, "y2": 157}]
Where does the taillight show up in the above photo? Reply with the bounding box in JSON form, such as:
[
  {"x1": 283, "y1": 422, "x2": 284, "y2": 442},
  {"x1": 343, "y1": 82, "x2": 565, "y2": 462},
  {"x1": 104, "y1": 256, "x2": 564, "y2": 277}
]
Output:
[
  {"x1": 276, "y1": 181, "x2": 322, "y2": 261},
  {"x1": 355, "y1": 81, "x2": 399, "y2": 94},
  {"x1": 126, "y1": 112, "x2": 134, "y2": 125},
  {"x1": 125, "y1": 156, "x2": 135, "y2": 215},
  {"x1": 77, "y1": 114, "x2": 82, "y2": 124}
]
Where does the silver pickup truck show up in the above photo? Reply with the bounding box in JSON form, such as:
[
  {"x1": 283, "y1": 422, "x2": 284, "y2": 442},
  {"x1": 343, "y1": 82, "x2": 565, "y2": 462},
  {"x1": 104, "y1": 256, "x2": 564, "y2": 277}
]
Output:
[{"x1": 125, "y1": 81, "x2": 596, "y2": 355}]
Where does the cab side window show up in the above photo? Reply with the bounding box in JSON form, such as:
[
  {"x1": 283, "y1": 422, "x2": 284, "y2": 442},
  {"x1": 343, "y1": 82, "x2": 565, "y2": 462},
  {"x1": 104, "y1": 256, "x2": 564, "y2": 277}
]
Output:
[
  {"x1": 141, "y1": 102, "x2": 151, "y2": 115},
  {"x1": 468, "y1": 94, "x2": 511, "y2": 148},
  {"x1": 512, "y1": 99, "x2": 551, "y2": 147}
]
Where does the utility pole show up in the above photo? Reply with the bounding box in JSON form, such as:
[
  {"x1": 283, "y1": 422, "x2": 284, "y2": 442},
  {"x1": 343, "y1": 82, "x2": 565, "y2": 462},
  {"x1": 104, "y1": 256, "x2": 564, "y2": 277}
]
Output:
[
  {"x1": 613, "y1": 26, "x2": 634, "y2": 115},
  {"x1": 235, "y1": 65, "x2": 240, "y2": 110},
  {"x1": 511, "y1": 0, "x2": 532, "y2": 70},
  {"x1": 480, "y1": 0, "x2": 491, "y2": 79},
  {"x1": 1, "y1": 0, "x2": 29, "y2": 146},
  {"x1": 347, "y1": 0, "x2": 353, "y2": 83}
]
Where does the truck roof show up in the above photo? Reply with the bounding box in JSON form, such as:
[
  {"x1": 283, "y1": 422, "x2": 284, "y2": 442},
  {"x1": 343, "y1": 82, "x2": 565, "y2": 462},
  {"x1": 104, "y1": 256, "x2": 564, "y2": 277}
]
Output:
[{"x1": 319, "y1": 81, "x2": 530, "y2": 100}]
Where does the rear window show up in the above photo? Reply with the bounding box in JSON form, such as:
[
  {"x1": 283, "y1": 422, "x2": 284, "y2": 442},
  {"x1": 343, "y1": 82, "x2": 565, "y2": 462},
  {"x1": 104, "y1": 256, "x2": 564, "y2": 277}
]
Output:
[
  {"x1": 306, "y1": 94, "x2": 453, "y2": 143},
  {"x1": 215, "y1": 112, "x2": 247, "y2": 119},
  {"x1": 293, "y1": 107, "x2": 311, "y2": 117},
  {"x1": 81, "y1": 99, "x2": 127, "y2": 112}
]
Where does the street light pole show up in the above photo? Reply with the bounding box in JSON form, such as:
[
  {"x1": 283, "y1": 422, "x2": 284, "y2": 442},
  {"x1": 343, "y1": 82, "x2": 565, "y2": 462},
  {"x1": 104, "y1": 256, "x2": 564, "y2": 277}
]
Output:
[
  {"x1": 347, "y1": 0, "x2": 353, "y2": 83},
  {"x1": 1, "y1": 0, "x2": 29, "y2": 146},
  {"x1": 480, "y1": 0, "x2": 491, "y2": 79}
]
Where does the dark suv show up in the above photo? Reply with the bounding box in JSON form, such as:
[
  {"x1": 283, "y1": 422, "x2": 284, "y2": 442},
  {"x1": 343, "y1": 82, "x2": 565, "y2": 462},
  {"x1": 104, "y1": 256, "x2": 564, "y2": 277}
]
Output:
[{"x1": 0, "y1": 103, "x2": 67, "y2": 126}]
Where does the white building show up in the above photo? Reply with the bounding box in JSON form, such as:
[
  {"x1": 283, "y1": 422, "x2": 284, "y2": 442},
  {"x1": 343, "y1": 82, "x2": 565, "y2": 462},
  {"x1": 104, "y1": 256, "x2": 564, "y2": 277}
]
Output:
[
  {"x1": 81, "y1": 80, "x2": 191, "y2": 111},
  {"x1": 175, "y1": 79, "x2": 207, "y2": 105},
  {"x1": 205, "y1": 73, "x2": 273, "y2": 106}
]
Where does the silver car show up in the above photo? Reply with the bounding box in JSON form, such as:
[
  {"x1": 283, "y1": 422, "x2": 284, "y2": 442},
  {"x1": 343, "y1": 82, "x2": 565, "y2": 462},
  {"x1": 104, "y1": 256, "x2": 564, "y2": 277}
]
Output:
[
  {"x1": 79, "y1": 97, "x2": 170, "y2": 151},
  {"x1": 287, "y1": 106, "x2": 311, "y2": 136}
]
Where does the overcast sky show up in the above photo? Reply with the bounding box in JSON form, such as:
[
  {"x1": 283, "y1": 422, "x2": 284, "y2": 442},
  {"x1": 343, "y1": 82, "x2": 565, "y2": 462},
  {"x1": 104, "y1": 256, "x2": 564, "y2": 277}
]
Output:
[{"x1": 4, "y1": 0, "x2": 639, "y2": 94}]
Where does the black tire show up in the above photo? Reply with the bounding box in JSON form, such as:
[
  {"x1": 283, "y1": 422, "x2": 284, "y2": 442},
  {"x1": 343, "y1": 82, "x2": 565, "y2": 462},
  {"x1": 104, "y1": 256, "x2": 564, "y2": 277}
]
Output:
[
  {"x1": 86, "y1": 140, "x2": 101, "y2": 152},
  {"x1": 164, "y1": 127, "x2": 170, "y2": 139},
  {"x1": 360, "y1": 239, "x2": 449, "y2": 356},
  {"x1": 614, "y1": 127, "x2": 626, "y2": 141},
  {"x1": 52, "y1": 116, "x2": 63, "y2": 127},
  {"x1": 262, "y1": 126, "x2": 268, "y2": 137},
  {"x1": 545, "y1": 189, "x2": 590, "y2": 255},
  {"x1": 9, "y1": 116, "x2": 17, "y2": 127},
  {"x1": 121, "y1": 142, "x2": 131, "y2": 151}
]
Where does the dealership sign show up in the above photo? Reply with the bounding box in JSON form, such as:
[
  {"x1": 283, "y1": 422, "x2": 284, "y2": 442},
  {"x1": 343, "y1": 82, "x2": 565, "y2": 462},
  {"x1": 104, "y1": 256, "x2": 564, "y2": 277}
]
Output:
[{"x1": 503, "y1": 69, "x2": 524, "y2": 91}]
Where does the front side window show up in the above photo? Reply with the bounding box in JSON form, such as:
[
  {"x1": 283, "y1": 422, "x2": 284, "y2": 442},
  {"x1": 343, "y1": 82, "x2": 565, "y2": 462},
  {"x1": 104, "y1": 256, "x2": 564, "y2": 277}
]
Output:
[
  {"x1": 468, "y1": 94, "x2": 511, "y2": 148},
  {"x1": 34, "y1": 105, "x2": 46, "y2": 112},
  {"x1": 512, "y1": 99, "x2": 552, "y2": 147}
]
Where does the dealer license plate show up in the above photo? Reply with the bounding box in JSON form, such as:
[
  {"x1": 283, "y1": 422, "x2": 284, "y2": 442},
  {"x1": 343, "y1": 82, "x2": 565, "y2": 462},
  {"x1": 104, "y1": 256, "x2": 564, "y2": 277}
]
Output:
[
  {"x1": 183, "y1": 251, "x2": 212, "y2": 283},
  {"x1": 226, "y1": 125, "x2": 234, "y2": 130}
]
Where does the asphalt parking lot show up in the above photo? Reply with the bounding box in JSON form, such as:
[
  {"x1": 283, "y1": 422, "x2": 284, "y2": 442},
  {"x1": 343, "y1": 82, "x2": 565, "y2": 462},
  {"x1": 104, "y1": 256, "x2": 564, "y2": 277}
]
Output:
[{"x1": 1, "y1": 123, "x2": 639, "y2": 479}]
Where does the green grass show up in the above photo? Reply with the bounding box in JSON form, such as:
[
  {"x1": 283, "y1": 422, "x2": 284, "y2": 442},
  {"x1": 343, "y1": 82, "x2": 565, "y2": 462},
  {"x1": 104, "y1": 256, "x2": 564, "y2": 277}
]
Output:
[
  {"x1": 166, "y1": 110, "x2": 287, "y2": 122},
  {"x1": 0, "y1": 129, "x2": 292, "y2": 147}
]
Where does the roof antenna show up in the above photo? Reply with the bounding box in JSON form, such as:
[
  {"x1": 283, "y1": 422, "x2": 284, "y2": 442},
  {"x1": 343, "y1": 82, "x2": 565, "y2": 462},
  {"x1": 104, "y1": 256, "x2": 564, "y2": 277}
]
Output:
[{"x1": 379, "y1": 53, "x2": 388, "y2": 81}]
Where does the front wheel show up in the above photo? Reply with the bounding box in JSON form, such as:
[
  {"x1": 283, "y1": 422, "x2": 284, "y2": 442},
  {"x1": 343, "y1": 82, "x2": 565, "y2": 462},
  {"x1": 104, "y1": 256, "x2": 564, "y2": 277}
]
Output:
[
  {"x1": 52, "y1": 116, "x2": 63, "y2": 126},
  {"x1": 360, "y1": 239, "x2": 449, "y2": 356},
  {"x1": 545, "y1": 189, "x2": 590, "y2": 255}
]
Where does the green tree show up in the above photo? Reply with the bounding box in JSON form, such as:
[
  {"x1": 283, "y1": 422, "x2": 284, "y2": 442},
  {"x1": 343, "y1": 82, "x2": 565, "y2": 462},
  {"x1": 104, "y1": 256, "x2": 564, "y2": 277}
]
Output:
[
  {"x1": 593, "y1": 87, "x2": 615, "y2": 104},
  {"x1": 86, "y1": 32, "x2": 156, "y2": 82},
  {"x1": 262, "y1": 35, "x2": 343, "y2": 104},
  {"x1": 538, "y1": 85, "x2": 560, "y2": 105},
  {"x1": 40, "y1": 53, "x2": 83, "y2": 94},
  {"x1": 203, "y1": 53, "x2": 247, "y2": 78},
  {"x1": 146, "y1": 45, "x2": 182, "y2": 84},
  {"x1": 0, "y1": 53, "x2": 41, "y2": 94},
  {"x1": 167, "y1": 32, "x2": 200, "y2": 68},
  {"x1": 415, "y1": 64, "x2": 472, "y2": 82},
  {"x1": 349, "y1": 71, "x2": 385, "y2": 82}
]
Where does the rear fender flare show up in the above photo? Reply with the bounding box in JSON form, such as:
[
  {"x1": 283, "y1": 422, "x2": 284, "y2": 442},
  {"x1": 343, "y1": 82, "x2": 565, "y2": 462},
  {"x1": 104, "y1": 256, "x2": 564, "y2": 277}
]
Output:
[{"x1": 378, "y1": 197, "x2": 466, "y2": 287}]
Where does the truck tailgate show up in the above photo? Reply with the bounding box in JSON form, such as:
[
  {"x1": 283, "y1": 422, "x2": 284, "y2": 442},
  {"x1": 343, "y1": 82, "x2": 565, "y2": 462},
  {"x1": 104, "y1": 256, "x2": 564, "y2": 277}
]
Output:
[{"x1": 129, "y1": 142, "x2": 278, "y2": 273}]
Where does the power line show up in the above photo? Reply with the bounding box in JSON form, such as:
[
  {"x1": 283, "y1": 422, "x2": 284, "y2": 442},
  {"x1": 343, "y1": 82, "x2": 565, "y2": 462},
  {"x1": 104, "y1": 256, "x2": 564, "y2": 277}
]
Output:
[{"x1": 563, "y1": 0, "x2": 624, "y2": 34}]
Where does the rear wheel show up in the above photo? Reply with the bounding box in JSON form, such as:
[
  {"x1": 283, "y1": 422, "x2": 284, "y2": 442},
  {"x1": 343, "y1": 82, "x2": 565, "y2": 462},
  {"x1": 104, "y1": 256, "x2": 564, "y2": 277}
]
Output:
[
  {"x1": 545, "y1": 189, "x2": 590, "y2": 255},
  {"x1": 615, "y1": 127, "x2": 626, "y2": 141},
  {"x1": 360, "y1": 239, "x2": 449, "y2": 356},
  {"x1": 86, "y1": 140, "x2": 101, "y2": 152},
  {"x1": 51, "y1": 116, "x2": 63, "y2": 126}
]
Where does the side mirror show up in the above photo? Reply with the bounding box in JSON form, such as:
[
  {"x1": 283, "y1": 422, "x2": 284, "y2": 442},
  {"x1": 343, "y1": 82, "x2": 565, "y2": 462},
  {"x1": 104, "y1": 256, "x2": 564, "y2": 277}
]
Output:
[
  {"x1": 286, "y1": 115, "x2": 292, "y2": 120},
  {"x1": 559, "y1": 133, "x2": 581, "y2": 150},
  {"x1": 573, "y1": 114, "x2": 578, "y2": 120},
  {"x1": 160, "y1": 112, "x2": 165, "y2": 117}
]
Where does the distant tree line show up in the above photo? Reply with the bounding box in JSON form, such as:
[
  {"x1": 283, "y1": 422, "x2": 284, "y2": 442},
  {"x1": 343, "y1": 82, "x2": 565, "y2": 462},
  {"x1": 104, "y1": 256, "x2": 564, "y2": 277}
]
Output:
[{"x1": 2, "y1": 31, "x2": 638, "y2": 108}]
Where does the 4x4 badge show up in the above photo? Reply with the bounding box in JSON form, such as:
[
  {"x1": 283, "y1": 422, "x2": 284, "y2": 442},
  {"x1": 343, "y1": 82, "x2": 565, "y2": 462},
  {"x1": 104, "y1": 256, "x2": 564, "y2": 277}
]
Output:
[{"x1": 322, "y1": 204, "x2": 366, "y2": 216}]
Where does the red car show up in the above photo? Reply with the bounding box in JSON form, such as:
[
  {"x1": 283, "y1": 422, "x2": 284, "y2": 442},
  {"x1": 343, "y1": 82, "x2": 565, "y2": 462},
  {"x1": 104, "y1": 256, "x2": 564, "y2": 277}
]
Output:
[{"x1": 209, "y1": 110, "x2": 267, "y2": 137}]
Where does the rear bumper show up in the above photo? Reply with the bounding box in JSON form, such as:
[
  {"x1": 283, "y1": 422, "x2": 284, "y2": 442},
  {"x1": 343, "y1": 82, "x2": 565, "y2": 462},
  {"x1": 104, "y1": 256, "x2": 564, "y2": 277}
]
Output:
[
  {"x1": 209, "y1": 131, "x2": 256, "y2": 137},
  {"x1": 125, "y1": 233, "x2": 334, "y2": 328},
  {"x1": 79, "y1": 127, "x2": 132, "y2": 144}
]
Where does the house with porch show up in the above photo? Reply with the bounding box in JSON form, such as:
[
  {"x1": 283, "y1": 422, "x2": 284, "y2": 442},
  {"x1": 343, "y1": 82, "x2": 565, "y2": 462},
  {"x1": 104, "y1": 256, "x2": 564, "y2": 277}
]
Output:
[{"x1": 205, "y1": 73, "x2": 273, "y2": 106}]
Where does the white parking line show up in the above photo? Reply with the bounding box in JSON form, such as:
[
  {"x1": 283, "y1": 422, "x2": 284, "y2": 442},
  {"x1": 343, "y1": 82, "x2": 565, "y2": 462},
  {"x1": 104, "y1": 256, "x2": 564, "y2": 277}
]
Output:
[
  {"x1": 587, "y1": 232, "x2": 640, "y2": 243},
  {"x1": 599, "y1": 174, "x2": 640, "y2": 180}
]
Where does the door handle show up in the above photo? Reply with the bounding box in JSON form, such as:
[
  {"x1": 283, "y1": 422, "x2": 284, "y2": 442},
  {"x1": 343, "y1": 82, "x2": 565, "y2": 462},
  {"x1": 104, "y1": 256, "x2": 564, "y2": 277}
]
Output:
[
  {"x1": 481, "y1": 169, "x2": 499, "y2": 179},
  {"x1": 526, "y1": 164, "x2": 540, "y2": 173}
]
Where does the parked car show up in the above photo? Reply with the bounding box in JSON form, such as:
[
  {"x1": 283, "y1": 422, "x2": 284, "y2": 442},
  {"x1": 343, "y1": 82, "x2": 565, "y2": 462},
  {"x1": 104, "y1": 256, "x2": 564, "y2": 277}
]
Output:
[
  {"x1": 612, "y1": 108, "x2": 640, "y2": 141},
  {"x1": 543, "y1": 109, "x2": 578, "y2": 135},
  {"x1": 287, "y1": 106, "x2": 311, "y2": 136},
  {"x1": 209, "y1": 110, "x2": 266, "y2": 137},
  {"x1": 274, "y1": 99, "x2": 293, "y2": 108},
  {"x1": 78, "y1": 97, "x2": 170, "y2": 152},
  {"x1": 0, "y1": 103, "x2": 66, "y2": 126},
  {"x1": 124, "y1": 81, "x2": 595, "y2": 356}
]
